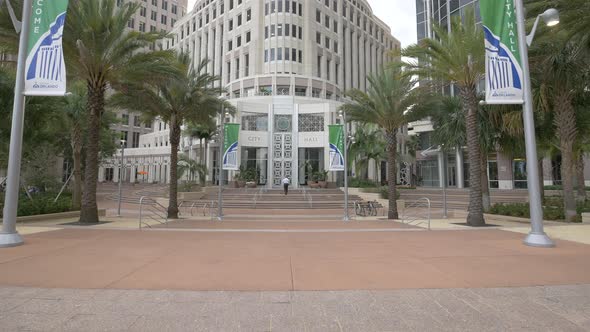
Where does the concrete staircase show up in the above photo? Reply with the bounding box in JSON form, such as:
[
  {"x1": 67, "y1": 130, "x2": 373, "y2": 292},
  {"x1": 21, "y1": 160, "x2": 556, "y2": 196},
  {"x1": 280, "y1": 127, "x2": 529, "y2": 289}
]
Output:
[
  {"x1": 195, "y1": 188, "x2": 362, "y2": 210},
  {"x1": 398, "y1": 188, "x2": 531, "y2": 210}
]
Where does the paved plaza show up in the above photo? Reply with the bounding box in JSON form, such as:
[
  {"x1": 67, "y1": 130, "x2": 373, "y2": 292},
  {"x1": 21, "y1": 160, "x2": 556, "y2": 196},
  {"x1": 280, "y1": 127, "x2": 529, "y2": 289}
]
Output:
[{"x1": 3, "y1": 185, "x2": 590, "y2": 331}]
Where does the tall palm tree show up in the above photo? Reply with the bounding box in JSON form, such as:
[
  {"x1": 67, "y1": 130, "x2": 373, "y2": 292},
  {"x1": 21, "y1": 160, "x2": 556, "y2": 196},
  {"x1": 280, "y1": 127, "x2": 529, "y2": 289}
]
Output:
[
  {"x1": 529, "y1": 33, "x2": 588, "y2": 221},
  {"x1": 62, "y1": 82, "x2": 87, "y2": 210},
  {"x1": 341, "y1": 65, "x2": 422, "y2": 219},
  {"x1": 63, "y1": 0, "x2": 177, "y2": 223},
  {"x1": 348, "y1": 125, "x2": 385, "y2": 181},
  {"x1": 111, "y1": 55, "x2": 228, "y2": 219},
  {"x1": 403, "y1": 9, "x2": 486, "y2": 226}
]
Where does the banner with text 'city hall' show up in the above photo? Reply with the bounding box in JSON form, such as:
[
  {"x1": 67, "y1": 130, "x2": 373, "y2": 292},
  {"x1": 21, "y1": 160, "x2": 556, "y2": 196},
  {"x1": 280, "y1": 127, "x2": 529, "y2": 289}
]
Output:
[
  {"x1": 328, "y1": 125, "x2": 345, "y2": 171},
  {"x1": 223, "y1": 123, "x2": 240, "y2": 170},
  {"x1": 479, "y1": 0, "x2": 524, "y2": 104},
  {"x1": 24, "y1": 0, "x2": 69, "y2": 96}
]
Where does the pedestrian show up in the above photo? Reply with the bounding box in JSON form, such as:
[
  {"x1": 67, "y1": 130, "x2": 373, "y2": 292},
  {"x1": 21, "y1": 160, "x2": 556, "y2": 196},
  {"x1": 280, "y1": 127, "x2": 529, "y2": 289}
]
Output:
[{"x1": 282, "y1": 177, "x2": 290, "y2": 195}]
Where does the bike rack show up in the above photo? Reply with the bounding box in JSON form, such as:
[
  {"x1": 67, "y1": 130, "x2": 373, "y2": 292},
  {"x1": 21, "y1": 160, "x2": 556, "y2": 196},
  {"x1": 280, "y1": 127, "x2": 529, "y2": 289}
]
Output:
[{"x1": 401, "y1": 197, "x2": 431, "y2": 230}]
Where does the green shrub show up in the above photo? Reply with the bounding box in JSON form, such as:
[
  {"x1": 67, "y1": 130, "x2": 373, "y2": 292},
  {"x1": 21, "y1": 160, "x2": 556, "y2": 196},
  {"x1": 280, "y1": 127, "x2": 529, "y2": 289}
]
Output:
[
  {"x1": 544, "y1": 185, "x2": 590, "y2": 191},
  {"x1": 378, "y1": 186, "x2": 400, "y2": 200},
  {"x1": 489, "y1": 202, "x2": 565, "y2": 221},
  {"x1": 349, "y1": 177, "x2": 379, "y2": 188},
  {"x1": 0, "y1": 192, "x2": 75, "y2": 218}
]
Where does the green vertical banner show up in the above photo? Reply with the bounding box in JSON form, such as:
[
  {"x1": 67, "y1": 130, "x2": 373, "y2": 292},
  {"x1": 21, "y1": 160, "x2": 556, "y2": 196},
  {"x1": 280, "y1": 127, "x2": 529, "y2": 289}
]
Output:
[
  {"x1": 329, "y1": 125, "x2": 345, "y2": 171},
  {"x1": 479, "y1": 0, "x2": 524, "y2": 104},
  {"x1": 24, "y1": 0, "x2": 69, "y2": 96},
  {"x1": 223, "y1": 123, "x2": 240, "y2": 170}
]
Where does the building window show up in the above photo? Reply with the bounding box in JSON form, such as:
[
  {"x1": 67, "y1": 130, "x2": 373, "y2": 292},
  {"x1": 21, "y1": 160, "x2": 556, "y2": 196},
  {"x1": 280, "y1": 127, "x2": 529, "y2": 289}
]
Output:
[
  {"x1": 132, "y1": 132, "x2": 140, "y2": 148},
  {"x1": 246, "y1": 31, "x2": 251, "y2": 43},
  {"x1": 122, "y1": 113, "x2": 129, "y2": 125},
  {"x1": 247, "y1": 8, "x2": 252, "y2": 21},
  {"x1": 299, "y1": 113, "x2": 325, "y2": 132},
  {"x1": 133, "y1": 116, "x2": 141, "y2": 127}
]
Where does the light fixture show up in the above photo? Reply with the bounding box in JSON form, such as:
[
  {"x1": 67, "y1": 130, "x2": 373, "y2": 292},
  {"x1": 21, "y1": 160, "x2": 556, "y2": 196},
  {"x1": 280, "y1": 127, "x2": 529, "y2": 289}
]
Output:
[
  {"x1": 541, "y1": 8, "x2": 560, "y2": 27},
  {"x1": 527, "y1": 8, "x2": 559, "y2": 46}
]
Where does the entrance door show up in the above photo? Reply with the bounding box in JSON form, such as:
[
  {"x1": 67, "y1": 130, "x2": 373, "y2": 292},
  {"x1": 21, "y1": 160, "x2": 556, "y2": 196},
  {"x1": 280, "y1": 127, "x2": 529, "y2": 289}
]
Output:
[{"x1": 272, "y1": 133, "x2": 293, "y2": 186}]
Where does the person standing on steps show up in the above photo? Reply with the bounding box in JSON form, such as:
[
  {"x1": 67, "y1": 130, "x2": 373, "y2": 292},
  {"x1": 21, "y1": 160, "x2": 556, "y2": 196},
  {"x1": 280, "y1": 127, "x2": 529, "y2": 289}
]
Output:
[{"x1": 282, "y1": 177, "x2": 290, "y2": 195}]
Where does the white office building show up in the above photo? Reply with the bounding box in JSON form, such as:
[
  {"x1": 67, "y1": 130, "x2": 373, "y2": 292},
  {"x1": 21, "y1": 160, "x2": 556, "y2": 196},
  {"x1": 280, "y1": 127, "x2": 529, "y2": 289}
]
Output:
[{"x1": 100, "y1": 0, "x2": 402, "y2": 188}]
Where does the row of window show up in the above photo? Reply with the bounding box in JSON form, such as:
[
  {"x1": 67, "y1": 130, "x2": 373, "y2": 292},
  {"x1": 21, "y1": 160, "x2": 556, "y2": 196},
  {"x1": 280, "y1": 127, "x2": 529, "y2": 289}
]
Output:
[
  {"x1": 121, "y1": 114, "x2": 152, "y2": 129},
  {"x1": 316, "y1": 32, "x2": 338, "y2": 52},
  {"x1": 316, "y1": 1, "x2": 389, "y2": 45},
  {"x1": 194, "y1": 0, "x2": 243, "y2": 14},
  {"x1": 264, "y1": 0, "x2": 303, "y2": 16},
  {"x1": 227, "y1": 31, "x2": 251, "y2": 51},
  {"x1": 182, "y1": 7, "x2": 251, "y2": 40},
  {"x1": 264, "y1": 24, "x2": 303, "y2": 40},
  {"x1": 264, "y1": 48, "x2": 303, "y2": 63}
]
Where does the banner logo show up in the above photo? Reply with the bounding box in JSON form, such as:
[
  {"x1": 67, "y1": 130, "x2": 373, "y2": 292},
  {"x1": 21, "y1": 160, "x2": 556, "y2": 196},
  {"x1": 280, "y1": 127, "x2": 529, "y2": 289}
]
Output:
[
  {"x1": 25, "y1": 0, "x2": 69, "y2": 96},
  {"x1": 223, "y1": 123, "x2": 240, "y2": 170},
  {"x1": 329, "y1": 125, "x2": 344, "y2": 172},
  {"x1": 480, "y1": 0, "x2": 524, "y2": 104}
]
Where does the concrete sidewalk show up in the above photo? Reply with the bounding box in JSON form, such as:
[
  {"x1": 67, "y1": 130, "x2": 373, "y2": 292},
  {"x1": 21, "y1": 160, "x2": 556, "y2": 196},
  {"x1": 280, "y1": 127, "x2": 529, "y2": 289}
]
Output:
[{"x1": 1, "y1": 285, "x2": 589, "y2": 331}]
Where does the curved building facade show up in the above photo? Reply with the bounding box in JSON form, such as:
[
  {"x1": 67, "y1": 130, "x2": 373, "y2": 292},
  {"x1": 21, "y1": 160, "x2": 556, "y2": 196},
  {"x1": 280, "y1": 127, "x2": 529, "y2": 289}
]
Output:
[{"x1": 164, "y1": 0, "x2": 400, "y2": 187}]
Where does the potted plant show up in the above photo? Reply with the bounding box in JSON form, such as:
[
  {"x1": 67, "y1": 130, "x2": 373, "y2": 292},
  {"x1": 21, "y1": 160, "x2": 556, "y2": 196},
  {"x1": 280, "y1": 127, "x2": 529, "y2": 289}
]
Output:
[
  {"x1": 309, "y1": 171, "x2": 320, "y2": 189},
  {"x1": 235, "y1": 166, "x2": 247, "y2": 188},
  {"x1": 317, "y1": 170, "x2": 329, "y2": 188},
  {"x1": 244, "y1": 167, "x2": 258, "y2": 188}
]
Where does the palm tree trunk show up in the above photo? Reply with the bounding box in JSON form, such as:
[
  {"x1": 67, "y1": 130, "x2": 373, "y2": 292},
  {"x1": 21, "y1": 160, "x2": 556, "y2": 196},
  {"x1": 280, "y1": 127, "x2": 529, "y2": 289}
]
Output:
[
  {"x1": 461, "y1": 85, "x2": 485, "y2": 226},
  {"x1": 576, "y1": 153, "x2": 586, "y2": 202},
  {"x1": 168, "y1": 115, "x2": 180, "y2": 219},
  {"x1": 538, "y1": 158, "x2": 545, "y2": 202},
  {"x1": 200, "y1": 138, "x2": 204, "y2": 164},
  {"x1": 554, "y1": 91, "x2": 577, "y2": 222},
  {"x1": 481, "y1": 153, "x2": 491, "y2": 212},
  {"x1": 79, "y1": 86, "x2": 105, "y2": 223},
  {"x1": 386, "y1": 131, "x2": 398, "y2": 219},
  {"x1": 71, "y1": 122, "x2": 82, "y2": 210}
]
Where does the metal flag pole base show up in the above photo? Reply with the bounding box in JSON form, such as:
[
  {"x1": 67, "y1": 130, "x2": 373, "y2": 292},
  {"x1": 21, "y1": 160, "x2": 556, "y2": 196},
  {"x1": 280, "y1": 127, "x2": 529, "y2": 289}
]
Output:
[
  {"x1": 0, "y1": 232, "x2": 24, "y2": 248},
  {"x1": 523, "y1": 232, "x2": 555, "y2": 248}
]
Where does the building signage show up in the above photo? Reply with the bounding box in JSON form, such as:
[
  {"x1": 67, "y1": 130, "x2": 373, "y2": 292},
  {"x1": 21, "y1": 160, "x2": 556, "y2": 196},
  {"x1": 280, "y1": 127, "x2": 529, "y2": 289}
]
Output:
[
  {"x1": 479, "y1": 0, "x2": 524, "y2": 104},
  {"x1": 328, "y1": 125, "x2": 344, "y2": 171},
  {"x1": 25, "y1": 0, "x2": 69, "y2": 96},
  {"x1": 223, "y1": 123, "x2": 240, "y2": 170}
]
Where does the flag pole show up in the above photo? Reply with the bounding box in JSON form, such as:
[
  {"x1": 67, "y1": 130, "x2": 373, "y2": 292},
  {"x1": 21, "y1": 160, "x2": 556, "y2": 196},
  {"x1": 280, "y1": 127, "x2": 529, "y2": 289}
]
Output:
[{"x1": 0, "y1": 0, "x2": 33, "y2": 247}]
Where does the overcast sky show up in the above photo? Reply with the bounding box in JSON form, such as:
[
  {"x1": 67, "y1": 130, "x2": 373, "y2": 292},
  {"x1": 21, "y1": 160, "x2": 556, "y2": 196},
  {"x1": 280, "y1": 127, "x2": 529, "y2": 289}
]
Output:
[{"x1": 186, "y1": 0, "x2": 418, "y2": 47}]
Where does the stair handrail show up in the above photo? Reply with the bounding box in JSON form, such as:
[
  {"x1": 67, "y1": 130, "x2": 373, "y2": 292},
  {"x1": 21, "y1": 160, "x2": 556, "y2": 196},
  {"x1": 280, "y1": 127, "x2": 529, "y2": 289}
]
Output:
[{"x1": 139, "y1": 196, "x2": 169, "y2": 230}]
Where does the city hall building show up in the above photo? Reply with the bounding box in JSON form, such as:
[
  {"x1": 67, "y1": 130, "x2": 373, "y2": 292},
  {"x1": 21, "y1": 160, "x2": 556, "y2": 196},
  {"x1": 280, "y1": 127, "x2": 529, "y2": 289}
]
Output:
[{"x1": 100, "y1": 0, "x2": 401, "y2": 188}]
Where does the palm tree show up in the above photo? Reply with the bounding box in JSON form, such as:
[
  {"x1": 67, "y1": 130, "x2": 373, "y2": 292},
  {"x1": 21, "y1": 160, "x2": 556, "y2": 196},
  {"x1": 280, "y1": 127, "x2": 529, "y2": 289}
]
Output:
[
  {"x1": 529, "y1": 33, "x2": 588, "y2": 221},
  {"x1": 403, "y1": 9, "x2": 487, "y2": 226},
  {"x1": 111, "y1": 55, "x2": 228, "y2": 219},
  {"x1": 178, "y1": 154, "x2": 207, "y2": 184},
  {"x1": 63, "y1": 0, "x2": 177, "y2": 223},
  {"x1": 341, "y1": 65, "x2": 421, "y2": 219},
  {"x1": 62, "y1": 82, "x2": 87, "y2": 210},
  {"x1": 348, "y1": 125, "x2": 385, "y2": 181}
]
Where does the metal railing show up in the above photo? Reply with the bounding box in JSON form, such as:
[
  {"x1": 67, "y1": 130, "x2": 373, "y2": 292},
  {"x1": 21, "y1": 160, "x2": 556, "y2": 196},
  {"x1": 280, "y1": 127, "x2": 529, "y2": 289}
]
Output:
[
  {"x1": 400, "y1": 198, "x2": 431, "y2": 230},
  {"x1": 252, "y1": 187, "x2": 264, "y2": 209},
  {"x1": 139, "y1": 196, "x2": 168, "y2": 230},
  {"x1": 303, "y1": 187, "x2": 313, "y2": 208}
]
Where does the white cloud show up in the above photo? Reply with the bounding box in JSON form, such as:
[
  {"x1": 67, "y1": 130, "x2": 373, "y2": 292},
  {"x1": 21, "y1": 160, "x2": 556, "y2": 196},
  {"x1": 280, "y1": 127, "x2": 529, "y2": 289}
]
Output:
[{"x1": 186, "y1": 0, "x2": 417, "y2": 46}]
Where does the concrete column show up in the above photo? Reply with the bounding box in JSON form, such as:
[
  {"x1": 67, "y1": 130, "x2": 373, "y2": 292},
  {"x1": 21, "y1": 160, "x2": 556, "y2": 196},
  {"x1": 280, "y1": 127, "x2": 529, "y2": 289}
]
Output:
[
  {"x1": 542, "y1": 157, "x2": 553, "y2": 186},
  {"x1": 364, "y1": 39, "x2": 370, "y2": 87},
  {"x1": 214, "y1": 24, "x2": 222, "y2": 78},
  {"x1": 344, "y1": 27, "x2": 352, "y2": 90},
  {"x1": 98, "y1": 167, "x2": 105, "y2": 183},
  {"x1": 207, "y1": 27, "x2": 214, "y2": 73},
  {"x1": 129, "y1": 165, "x2": 136, "y2": 184},
  {"x1": 497, "y1": 152, "x2": 514, "y2": 189},
  {"x1": 352, "y1": 31, "x2": 358, "y2": 89},
  {"x1": 455, "y1": 148, "x2": 464, "y2": 189},
  {"x1": 113, "y1": 164, "x2": 120, "y2": 183},
  {"x1": 359, "y1": 36, "x2": 366, "y2": 92}
]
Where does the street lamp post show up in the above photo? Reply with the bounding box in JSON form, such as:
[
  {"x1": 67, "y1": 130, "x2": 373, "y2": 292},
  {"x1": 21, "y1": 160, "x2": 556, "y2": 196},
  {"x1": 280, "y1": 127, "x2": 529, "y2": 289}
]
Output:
[
  {"x1": 515, "y1": 1, "x2": 557, "y2": 247},
  {"x1": 339, "y1": 110, "x2": 350, "y2": 222},
  {"x1": 117, "y1": 140, "x2": 126, "y2": 217},
  {"x1": 217, "y1": 108, "x2": 224, "y2": 221},
  {"x1": 0, "y1": 0, "x2": 32, "y2": 248}
]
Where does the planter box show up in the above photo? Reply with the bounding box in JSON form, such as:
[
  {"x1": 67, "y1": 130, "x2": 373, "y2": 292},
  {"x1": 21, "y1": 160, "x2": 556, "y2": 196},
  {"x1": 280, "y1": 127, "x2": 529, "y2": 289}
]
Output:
[
  {"x1": 178, "y1": 192, "x2": 204, "y2": 201},
  {"x1": 16, "y1": 209, "x2": 106, "y2": 223},
  {"x1": 582, "y1": 213, "x2": 590, "y2": 224}
]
